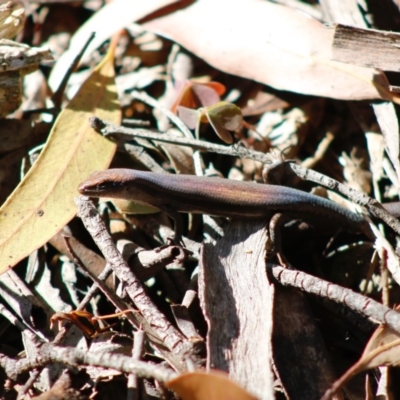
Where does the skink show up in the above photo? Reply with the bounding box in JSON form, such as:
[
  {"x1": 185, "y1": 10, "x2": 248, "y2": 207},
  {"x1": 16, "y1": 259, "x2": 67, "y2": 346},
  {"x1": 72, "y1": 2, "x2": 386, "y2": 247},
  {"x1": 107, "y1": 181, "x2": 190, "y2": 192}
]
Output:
[{"x1": 78, "y1": 169, "x2": 372, "y2": 239}]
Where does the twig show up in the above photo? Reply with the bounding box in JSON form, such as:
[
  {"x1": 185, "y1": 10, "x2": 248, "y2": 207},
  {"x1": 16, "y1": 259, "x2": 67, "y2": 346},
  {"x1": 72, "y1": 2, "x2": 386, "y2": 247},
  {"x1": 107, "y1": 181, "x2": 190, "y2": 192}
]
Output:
[
  {"x1": 17, "y1": 371, "x2": 41, "y2": 399},
  {"x1": 124, "y1": 142, "x2": 165, "y2": 173},
  {"x1": 0, "y1": 304, "x2": 43, "y2": 343},
  {"x1": 63, "y1": 236, "x2": 136, "y2": 319},
  {"x1": 130, "y1": 91, "x2": 193, "y2": 140},
  {"x1": 75, "y1": 196, "x2": 201, "y2": 371},
  {"x1": 0, "y1": 344, "x2": 177, "y2": 383},
  {"x1": 268, "y1": 264, "x2": 400, "y2": 333},
  {"x1": 51, "y1": 32, "x2": 96, "y2": 110},
  {"x1": 127, "y1": 330, "x2": 146, "y2": 400},
  {"x1": 288, "y1": 162, "x2": 400, "y2": 236},
  {"x1": 90, "y1": 117, "x2": 271, "y2": 164},
  {"x1": 301, "y1": 131, "x2": 335, "y2": 169},
  {"x1": 77, "y1": 263, "x2": 114, "y2": 310}
]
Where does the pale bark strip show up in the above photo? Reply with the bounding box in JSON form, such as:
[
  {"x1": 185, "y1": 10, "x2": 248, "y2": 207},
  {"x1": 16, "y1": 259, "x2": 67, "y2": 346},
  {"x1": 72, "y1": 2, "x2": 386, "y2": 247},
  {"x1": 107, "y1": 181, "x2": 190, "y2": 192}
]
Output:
[
  {"x1": 333, "y1": 25, "x2": 400, "y2": 71},
  {"x1": 269, "y1": 264, "x2": 400, "y2": 332},
  {"x1": 199, "y1": 220, "x2": 274, "y2": 400}
]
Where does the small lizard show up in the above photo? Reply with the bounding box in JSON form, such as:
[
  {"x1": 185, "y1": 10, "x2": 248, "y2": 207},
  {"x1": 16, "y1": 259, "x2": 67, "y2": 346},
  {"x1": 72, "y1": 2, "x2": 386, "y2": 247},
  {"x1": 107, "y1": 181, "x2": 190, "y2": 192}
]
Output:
[{"x1": 78, "y1": 169, "x2": 374, "y2": 244}]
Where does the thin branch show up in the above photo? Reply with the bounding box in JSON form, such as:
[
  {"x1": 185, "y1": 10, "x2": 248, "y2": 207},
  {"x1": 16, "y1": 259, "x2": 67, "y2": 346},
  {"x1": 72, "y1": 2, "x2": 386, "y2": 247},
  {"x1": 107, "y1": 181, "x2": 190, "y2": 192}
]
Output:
[
  {"x1": 63, "y1": 236, "x2": 133, "y2": 314},
  {"x1": 75, "y1": 196, "x2": 202, "y2": 371},
  {"x1": 288, "y1": 162, "x2": 400, "y2": 236},
  {"x1": 51, "y1": 32, "x2": 96, "y2": 110},
  {"x1": 90, "y1": 117, "x2": 271, "y2": 164},
  {"x1": 0, "y1": 344, "x2": 177, "y2": 383},
  {"x1": 268, "y1": 264, "x2": 400, "y2": 333},
  {"x1": 129, "y1": 90, "x2": 193, "y2": 139}
]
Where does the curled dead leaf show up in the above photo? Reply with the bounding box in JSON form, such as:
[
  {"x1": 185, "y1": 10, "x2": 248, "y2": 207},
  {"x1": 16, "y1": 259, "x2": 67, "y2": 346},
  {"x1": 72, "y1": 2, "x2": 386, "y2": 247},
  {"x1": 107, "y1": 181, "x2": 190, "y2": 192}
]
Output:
[
  {"x1": 322, "y1": 307, "x2": 400, "y2": 400},
  {"x1": 178, "y1": 101, "x2": 243, "y2": 144}
]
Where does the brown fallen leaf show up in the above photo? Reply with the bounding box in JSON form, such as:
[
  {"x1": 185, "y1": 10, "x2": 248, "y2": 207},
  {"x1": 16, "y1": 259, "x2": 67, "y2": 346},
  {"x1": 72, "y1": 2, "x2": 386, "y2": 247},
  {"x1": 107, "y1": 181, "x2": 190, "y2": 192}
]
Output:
[
  {"x1": 50, "y1": 309, "x2": 138, "y2": 338},
  {"x1": 144, "y1": 0, "x2": 391, "y2": 101},
  {"x1": 171, "y1": 80, "x2": 225, "y2": 113},
  {"x1": 166, "y1": 371, "x2": 258, "y2": 400},
  {"x1": 0, "y1": 40, "x2": 119, "y2": 275},
  {"x1": 321, "y1": 311, "x2": 400, "y2": 400}
]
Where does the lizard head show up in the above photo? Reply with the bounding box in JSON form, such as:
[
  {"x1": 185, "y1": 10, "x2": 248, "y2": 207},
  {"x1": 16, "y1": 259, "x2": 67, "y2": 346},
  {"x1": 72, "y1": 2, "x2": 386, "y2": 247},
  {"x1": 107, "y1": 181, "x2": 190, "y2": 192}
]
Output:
[{"x1": 78, "y1": 169, "x2": 133, "y2": 198}]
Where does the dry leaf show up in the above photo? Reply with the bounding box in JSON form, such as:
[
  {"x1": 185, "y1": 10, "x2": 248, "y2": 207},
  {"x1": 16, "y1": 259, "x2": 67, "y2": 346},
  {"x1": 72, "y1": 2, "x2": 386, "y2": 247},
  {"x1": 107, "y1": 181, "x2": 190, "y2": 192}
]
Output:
[
  {"x1": 157, "y1": 129, "x2": 195, "y2": 175},
  {"x1": 171, "y1": 80, "x2": 225, "y2": 113},
  {"x1": 0, "y1": 2, "x2": 24, "y2": 40},
  {"x1": 360, "y1": 328, "x2": 400, "y2": 366},
  {"x1": 112, "y1": 198, "x2": 160, "y2": 215},
  {"x1": 49, "y1": 0, "x2": 179, "y2": 92},
  {"x1": 178, "y1": 101, "x2": 243, "y2": 144},
  {"x1": 322, "y1": 316, "x2": 400, "y2": 400},
  {"x1": 144, "y1": 0, "x2": 388, "y2": 100},
  {"x1": 0, "y1": 43, "x2": 119, "y2": 275},
  {"x1": 166, "y1": 371, "x2": 258, "y2": 400},
  {"x1": 365, "y1": 132, "x2": 385, "y2": 184},
  {"x1": 206, "y1": 101, "x2": 242, "y2": 133}
]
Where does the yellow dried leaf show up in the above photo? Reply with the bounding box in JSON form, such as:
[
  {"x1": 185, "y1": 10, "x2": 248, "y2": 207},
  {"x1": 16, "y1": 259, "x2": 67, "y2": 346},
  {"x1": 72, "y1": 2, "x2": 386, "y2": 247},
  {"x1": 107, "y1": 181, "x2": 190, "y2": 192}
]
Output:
[
  {"x1": 0, "y1": 44, "x2": 119, "y2": 274},
  {"x1": 204, "y1": 101, "x2": 242, "y2": 144},
  {"x1": 112, "y1": 198, "x2": 160, "y2": 215}
]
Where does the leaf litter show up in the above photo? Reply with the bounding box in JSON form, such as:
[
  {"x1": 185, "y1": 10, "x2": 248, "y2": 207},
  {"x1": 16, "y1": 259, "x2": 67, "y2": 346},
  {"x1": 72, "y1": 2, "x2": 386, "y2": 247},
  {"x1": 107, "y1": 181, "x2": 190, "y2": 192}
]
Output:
[{"x1": 2, "y1": 1, "x2": 400, "y2": 399}]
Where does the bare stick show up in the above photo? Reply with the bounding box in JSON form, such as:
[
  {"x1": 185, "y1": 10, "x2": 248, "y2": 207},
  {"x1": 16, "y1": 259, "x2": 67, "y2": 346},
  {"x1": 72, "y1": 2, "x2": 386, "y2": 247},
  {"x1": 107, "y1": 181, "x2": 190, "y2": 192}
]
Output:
[
  {"x1": 75, "y1": 196, "x2": 201, "y2": 371},
  {"x1": 0, "y1": 343, "x2": 177, "y2": 383},
  {"x1": 268, "y1": 264, "x2": 400, "y2": 333},
  {"x1": 90, "y1": 117, "x2": 271, "y2": 164},
  {"x1": 288, "y1": 162, "x2": 400, "y2": 236}
]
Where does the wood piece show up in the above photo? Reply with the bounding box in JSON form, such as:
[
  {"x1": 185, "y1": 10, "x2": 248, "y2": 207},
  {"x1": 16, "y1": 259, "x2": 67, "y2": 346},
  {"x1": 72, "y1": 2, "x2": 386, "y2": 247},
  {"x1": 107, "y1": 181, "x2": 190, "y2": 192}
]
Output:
[
  {"x1": 0, "y1": 40, "x2": 52, "y2": 117},
  {"x1": 199, "y1": 219, "x2": 274, "y2": 400},
  {"x1": 332, "y1": 24, "x2": 400, "y2": 71}
]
